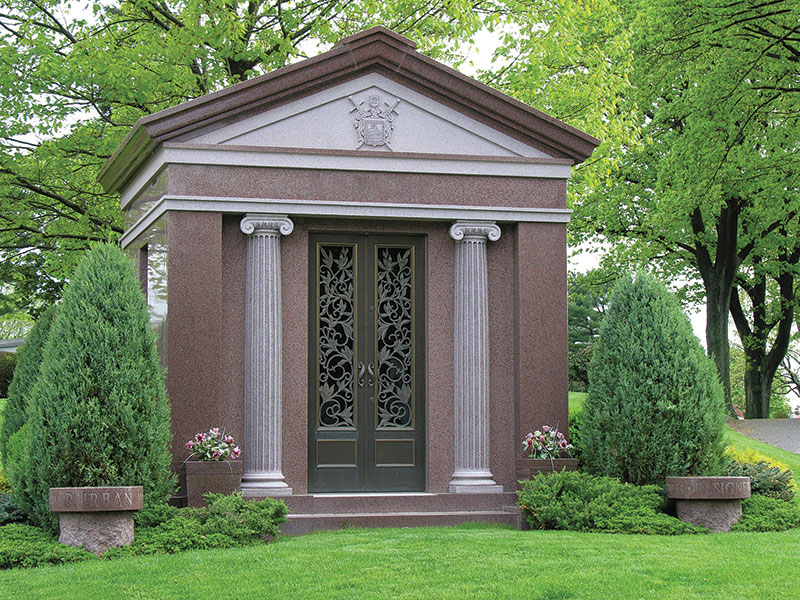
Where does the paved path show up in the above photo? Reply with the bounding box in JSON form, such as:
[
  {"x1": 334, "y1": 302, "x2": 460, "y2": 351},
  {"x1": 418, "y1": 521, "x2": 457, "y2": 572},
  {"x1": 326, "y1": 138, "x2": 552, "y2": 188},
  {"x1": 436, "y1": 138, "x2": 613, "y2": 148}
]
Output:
[{"x1": 727, "y1": 418, "x2": 800, "y2": 454}]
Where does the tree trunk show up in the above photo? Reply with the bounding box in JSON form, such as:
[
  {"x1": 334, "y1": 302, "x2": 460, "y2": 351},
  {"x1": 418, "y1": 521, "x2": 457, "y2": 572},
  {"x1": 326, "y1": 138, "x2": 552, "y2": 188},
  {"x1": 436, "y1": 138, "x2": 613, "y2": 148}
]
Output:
[
  {"x1": 730, "y1": 254, "x2": 797, "y2": 420},
  {"x1": 704, "y1": 276, "x2": 734, "y2": 415},
  {"x1": 744, "y1": 361, "x2": 771, "y2": 419}
]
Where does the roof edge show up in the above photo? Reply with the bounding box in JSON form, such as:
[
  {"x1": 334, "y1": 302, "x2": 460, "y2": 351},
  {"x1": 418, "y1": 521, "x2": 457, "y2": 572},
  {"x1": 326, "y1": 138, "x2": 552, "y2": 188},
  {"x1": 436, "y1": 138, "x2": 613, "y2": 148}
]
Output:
[{"x1": 99, "y1": 26, "x2": 600, "y2": 194}]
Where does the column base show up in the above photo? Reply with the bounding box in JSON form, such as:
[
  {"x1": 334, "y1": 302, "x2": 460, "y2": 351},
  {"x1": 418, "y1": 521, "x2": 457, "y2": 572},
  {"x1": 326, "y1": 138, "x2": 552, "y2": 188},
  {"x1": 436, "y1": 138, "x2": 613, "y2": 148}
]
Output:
[
  {"x1": 448, "y1": 471, "x2": 503, "y2": 494},
  {"x1": 241, "y1": 473, "x2": 293, "y2": 497}
]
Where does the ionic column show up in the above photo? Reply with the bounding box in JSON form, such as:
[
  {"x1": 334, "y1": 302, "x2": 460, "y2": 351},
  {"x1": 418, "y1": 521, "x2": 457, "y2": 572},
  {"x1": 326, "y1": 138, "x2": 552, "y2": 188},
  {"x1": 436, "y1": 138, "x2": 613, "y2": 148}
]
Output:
[
  {"x1": 448, "y1": 221, "x2": 503, "y2": 494},
  {"x1": 239, "y1": 214, "x2": 293, "y2": 496}
]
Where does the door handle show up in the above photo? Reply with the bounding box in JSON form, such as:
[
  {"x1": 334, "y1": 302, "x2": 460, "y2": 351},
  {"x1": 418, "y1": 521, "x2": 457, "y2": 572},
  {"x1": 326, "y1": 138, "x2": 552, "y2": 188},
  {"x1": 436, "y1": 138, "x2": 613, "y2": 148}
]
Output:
[{"x1": 357, "y1": 362, "x2": 366, "y2": 388}]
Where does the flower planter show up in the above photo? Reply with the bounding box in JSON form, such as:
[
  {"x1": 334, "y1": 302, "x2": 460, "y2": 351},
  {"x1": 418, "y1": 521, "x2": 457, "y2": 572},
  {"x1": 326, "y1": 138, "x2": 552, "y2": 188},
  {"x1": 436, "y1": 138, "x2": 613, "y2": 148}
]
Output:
[
  {"x1": 665, "y1": 476, "x2": 751, "y2": 532},
  {"x1": 516, "y1": 458, "x2": 578, "y2": 484},
  {"x1": 49, "y1": 486, "x2": 143, "y2": 555},
  {"x1": 180, "y1": 460, "x2": 244, "y2": 507}
]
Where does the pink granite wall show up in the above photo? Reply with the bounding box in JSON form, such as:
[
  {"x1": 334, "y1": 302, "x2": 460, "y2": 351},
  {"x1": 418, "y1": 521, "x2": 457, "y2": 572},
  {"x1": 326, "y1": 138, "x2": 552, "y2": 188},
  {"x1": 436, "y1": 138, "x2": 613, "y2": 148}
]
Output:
[
  {"x1": 487, "y1": 226, "x2": 517, "y2": 491},
  {"x1": 166, "y1": 211, "x2": 240, "y2": 472},
  {"x1": 513, "y1": 222, "x2": 569, "y2": 453}
]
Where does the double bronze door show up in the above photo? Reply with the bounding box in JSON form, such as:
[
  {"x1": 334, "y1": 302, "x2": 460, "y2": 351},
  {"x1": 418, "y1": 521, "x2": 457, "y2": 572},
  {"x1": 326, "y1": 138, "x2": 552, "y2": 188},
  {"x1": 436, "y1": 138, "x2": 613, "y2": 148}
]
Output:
[{"x1": 309, "y1": 233, "x2": 425, "y2": 492}]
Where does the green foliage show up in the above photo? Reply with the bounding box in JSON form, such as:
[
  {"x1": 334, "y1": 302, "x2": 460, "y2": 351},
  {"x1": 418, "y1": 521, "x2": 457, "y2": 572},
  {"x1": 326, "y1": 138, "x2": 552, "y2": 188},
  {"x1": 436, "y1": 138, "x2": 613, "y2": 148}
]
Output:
[
  {"x1": 21, "y1": 245, "x2": 174, "y2": 531},
  {"x1": 567, "y1": 270, "x2": 614, "y2": 392},
  {"x1": 0, "y1": 353, "x2": 16, "y2": 399},
  {"x1": 770, "y1": 396, "x2": 792, "y2": 420},
  {"x1": 0, "y1": 313, "x2": 33, "y2": 340},
  {"x1": 730, "y1": 344, "x2": 792, "y2": 419},
  {"x1": 724, "y1": 461, "x2": 795, "y2": 503},
  {"x1": 732, "y1": 497, "x2": 800, "y2": 533},
  {"x1": 106, "y1": 494, "x2": 288, "y2": 558},
  {"x1": 568, "y1": 346, "x2": 593, "y2": 393},
  {"x1": 566, "y1": 409, "x2": 585, "y2": 466},
  {"x1": 0, "y1": 306, "x2": 55, "y2": 467},
  {"x1": 5, "y1": 425, "x2": 28, "y2": 507},
  {"x1": 0, "y1": 472, "x2": 9, "y2": 494},
  {"x1": 582, "y1": 274, "x2": 726, "y2": 485},
  {"x1": 0, "y1": 493, "x2": 23, "y2": 526},
  {"x1": 517, "y1": 470, "x2": 706, "y2": 535},
  {"x1": 0, "y1": 524, "x2": 96, "y2": 568},
  {"x1": 133, "y1": 503, "x2": 180, "y2": 528},
  {"x1": 0, "y1": 0, "x2": 494, "y2": 314}
]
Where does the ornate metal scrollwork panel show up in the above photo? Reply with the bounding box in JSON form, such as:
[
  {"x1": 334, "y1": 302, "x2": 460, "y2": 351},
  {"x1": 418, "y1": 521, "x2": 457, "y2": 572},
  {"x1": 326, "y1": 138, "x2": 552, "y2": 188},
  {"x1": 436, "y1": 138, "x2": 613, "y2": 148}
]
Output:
[
  {"x1": 375, "y1": 246, "x2": 414, "y2": 429},
  {"x1": 317, "y1": 245, "x2": 356, "y2": 428}
]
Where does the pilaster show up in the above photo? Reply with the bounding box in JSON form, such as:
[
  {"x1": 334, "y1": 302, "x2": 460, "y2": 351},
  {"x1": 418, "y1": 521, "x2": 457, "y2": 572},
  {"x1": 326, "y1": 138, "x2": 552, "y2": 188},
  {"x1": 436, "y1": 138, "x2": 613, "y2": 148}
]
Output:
[
  {"x1": 240, "y1": 214, "x2": 294, "y2": 496},
  {"x1": 448, "y1": 221, "x2": 503, "y2": 494}
]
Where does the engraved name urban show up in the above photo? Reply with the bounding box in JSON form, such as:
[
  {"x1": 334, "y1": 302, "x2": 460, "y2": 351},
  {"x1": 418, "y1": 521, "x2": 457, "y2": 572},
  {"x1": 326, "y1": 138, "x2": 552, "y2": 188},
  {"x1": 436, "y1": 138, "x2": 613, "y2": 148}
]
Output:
[
  {"x1": 63, "y1": 490, "x2": 136, "y2": 509},
  {"x1": 350, "y1": 94, "x2": 399, "y2": 149}
]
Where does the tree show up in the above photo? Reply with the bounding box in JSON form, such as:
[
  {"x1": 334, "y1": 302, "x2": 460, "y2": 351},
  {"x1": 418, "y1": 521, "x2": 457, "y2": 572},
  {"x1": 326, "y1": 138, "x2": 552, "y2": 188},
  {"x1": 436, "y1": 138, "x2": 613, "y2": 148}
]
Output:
[
  {"x1": 567, "y1": 269, "x2": 615, "y2": 391},
  {"x1": 0, "y1": 0, "x2": 497, "y2": 315},
  {"x1": 20, "y1": 244, "x2": 174, "y2": 530},
  {"x1": 0, "y1": 306, "x2": 55, "y2": 466},
  {"x1": 486, "y1": 0, "x2": 800, "y2": 415},
  {"x1": 582, "y1": 273, "x2": 726, "y2": 486},
  {"x1": 730, "y1": 343, "x2": 792, "y2": 419},
  {"x1": 731, "y1": 249, "x2": 800, "y2": 418}
]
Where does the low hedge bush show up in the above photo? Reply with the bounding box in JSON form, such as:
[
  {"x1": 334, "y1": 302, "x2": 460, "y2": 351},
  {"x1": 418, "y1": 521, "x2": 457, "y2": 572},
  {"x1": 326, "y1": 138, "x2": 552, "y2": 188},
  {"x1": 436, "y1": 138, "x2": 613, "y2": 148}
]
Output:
[
  {"x1": 724, "y1": 460, "x2": 795, "y2": 502},
  {"x1": 517, "y1": 470, "x2": 707, "y2": 535},
  {"x1": 732, "y1": 496, "x2": 800, "y2": 532},
  {"x1": 105, "y1": 493, "x2": 288, "y2": 558},
  {"x1": 0, "y1": 524, "x2": 95, "y2": 569},
  {"x1": 723, "y1": 446, "x2": 796, "y2": 502}
]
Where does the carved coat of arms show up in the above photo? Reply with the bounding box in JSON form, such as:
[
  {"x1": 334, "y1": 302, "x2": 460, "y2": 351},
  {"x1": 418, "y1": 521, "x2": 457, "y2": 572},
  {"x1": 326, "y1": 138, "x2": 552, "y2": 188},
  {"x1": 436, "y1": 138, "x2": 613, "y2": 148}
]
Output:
[{"x1": 350, "y1": 94, "x2": 399, "y2": 149}]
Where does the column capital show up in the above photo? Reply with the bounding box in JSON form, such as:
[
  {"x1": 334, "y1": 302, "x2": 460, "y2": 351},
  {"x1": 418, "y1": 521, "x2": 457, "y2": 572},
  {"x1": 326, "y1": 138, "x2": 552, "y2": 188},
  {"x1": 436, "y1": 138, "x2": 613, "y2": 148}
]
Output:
[
  {"x1": 449, "y1": 221, "x2": 501, "y2": 242},
  {"x1": 240, "y1": 214, "x2": 294, "y2": 236}
]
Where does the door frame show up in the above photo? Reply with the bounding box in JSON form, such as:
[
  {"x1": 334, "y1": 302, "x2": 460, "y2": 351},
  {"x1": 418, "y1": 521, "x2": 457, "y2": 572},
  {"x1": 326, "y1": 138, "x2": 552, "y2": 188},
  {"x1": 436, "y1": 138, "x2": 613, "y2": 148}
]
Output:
[{"x1": 307, "y1": 232, "x2": 426, "y2": 492}]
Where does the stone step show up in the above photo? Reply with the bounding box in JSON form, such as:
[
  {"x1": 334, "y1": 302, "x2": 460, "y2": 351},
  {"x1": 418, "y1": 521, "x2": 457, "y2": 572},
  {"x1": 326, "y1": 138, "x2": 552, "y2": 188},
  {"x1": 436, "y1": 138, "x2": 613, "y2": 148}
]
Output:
[
  {"x1": 280, "y1": 509, "x2": 522, "y2": 536},
  {"x1": 276, "y1": 492, "x2": 518, "y2": 515}
]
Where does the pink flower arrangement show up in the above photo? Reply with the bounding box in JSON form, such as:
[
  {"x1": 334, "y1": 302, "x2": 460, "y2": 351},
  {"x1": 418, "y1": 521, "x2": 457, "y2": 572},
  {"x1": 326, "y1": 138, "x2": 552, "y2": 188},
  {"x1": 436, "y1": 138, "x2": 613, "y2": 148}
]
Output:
[
  {"x1": 186, "y1": 427, "x2": 241, "y2": 462},
  {"x1": 523, "y1": 424, "x2": 573, "y2": 460}
]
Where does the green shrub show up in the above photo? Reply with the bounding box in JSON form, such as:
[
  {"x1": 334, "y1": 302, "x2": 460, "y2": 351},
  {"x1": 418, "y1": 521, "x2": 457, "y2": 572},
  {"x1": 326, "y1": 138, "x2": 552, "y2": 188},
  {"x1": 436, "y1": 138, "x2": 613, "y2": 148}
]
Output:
[
  {"x1": 724, "y1": 460, "x2": 795, "y2": 502},
  {"x1": 0, "y1": 353, "x2": 16, "y2": 399},
  {"x1": 0, "y1": 307, "x2": 55, "y2": 467},
  {"x1": 581, "y1": 274, "x2": 726, "y2": 486},
  {"x1": 517, "y1": 470, "x2": 707, "y2": 535},
  {"x1": 5, "y1": 425, "x2": 28, "y2": 503},
  {"x1": 567, "y1": 409, "x2": 585, "y2": 466},
  {"x1": 201, "y1": 492, "x2": 288, "y2": 541},
  {"x1": 134, "y1": 502, "x2": 180, "y2": 528},
  {"x1": 0, "y1": 494, "x2": 24, "y2": 526},
  {"x1": 106, "y1": 494, "x2": 289, "y2": 558},
  {"x1": 22, "y1": 245, "x2": 175, "y2": 531},
  {"x1": 0, "y1": 524, "x2": 96, "y2": 568},
  {"x1": 731, "y1": 496, "x2": 800, "y2": 532}
]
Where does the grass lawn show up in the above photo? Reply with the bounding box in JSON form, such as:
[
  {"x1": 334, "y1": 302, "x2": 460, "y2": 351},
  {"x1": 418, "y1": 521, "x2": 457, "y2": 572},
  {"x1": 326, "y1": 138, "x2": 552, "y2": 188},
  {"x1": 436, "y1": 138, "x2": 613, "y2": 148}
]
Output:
[
  {"x1": 1, "y1": 394, "x2": 798, "y2": 598},
  {"x1": 569, "y1": 390, "x2": 587, "y2": 413},
  {"x1": 1, "y1": 524, "x2": 798, "y2": 599}
]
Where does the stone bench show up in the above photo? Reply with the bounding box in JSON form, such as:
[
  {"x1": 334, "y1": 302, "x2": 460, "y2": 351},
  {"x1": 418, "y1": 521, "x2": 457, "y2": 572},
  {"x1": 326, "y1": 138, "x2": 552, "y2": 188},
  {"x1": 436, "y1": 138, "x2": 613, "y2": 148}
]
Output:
[
  {"x1": 665, "y1": 476, "x2": 750, "y2": 532},
  {"x1": 49, "y1": 486, "x2": 143, "y2": 555}
]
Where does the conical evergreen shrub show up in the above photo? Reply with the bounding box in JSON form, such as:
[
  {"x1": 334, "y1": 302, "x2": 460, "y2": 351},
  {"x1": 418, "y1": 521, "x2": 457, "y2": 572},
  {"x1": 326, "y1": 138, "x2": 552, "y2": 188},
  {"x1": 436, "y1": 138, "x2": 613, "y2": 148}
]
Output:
[
  {"x1": 22, "y1": 244, "x2": 174, "y2": 530},
  {"x1": 581, "y1": 273, "x2": 726, "y2": 486},
  {"x1": 1, "y1": 306, "x2": 56, "y2": 466}
]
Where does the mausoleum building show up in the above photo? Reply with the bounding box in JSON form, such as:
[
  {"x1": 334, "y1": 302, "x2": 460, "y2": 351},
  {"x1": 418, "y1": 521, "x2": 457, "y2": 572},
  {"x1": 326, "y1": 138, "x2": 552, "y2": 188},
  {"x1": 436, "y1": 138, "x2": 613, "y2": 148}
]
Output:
[{"x1": 100, "y1": 26, "x2": 598, "y2": 530}]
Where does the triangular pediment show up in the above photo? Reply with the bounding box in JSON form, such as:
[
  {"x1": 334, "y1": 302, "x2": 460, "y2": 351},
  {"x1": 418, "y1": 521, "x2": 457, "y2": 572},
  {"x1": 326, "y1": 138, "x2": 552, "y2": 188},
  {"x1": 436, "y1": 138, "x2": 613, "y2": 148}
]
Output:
[
  {"x1": 100, "y1": 26, "x2": 599, "y2": 194},
  {"x1": 183, "y1": 74, "x2": 549, "y2": 158}
]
